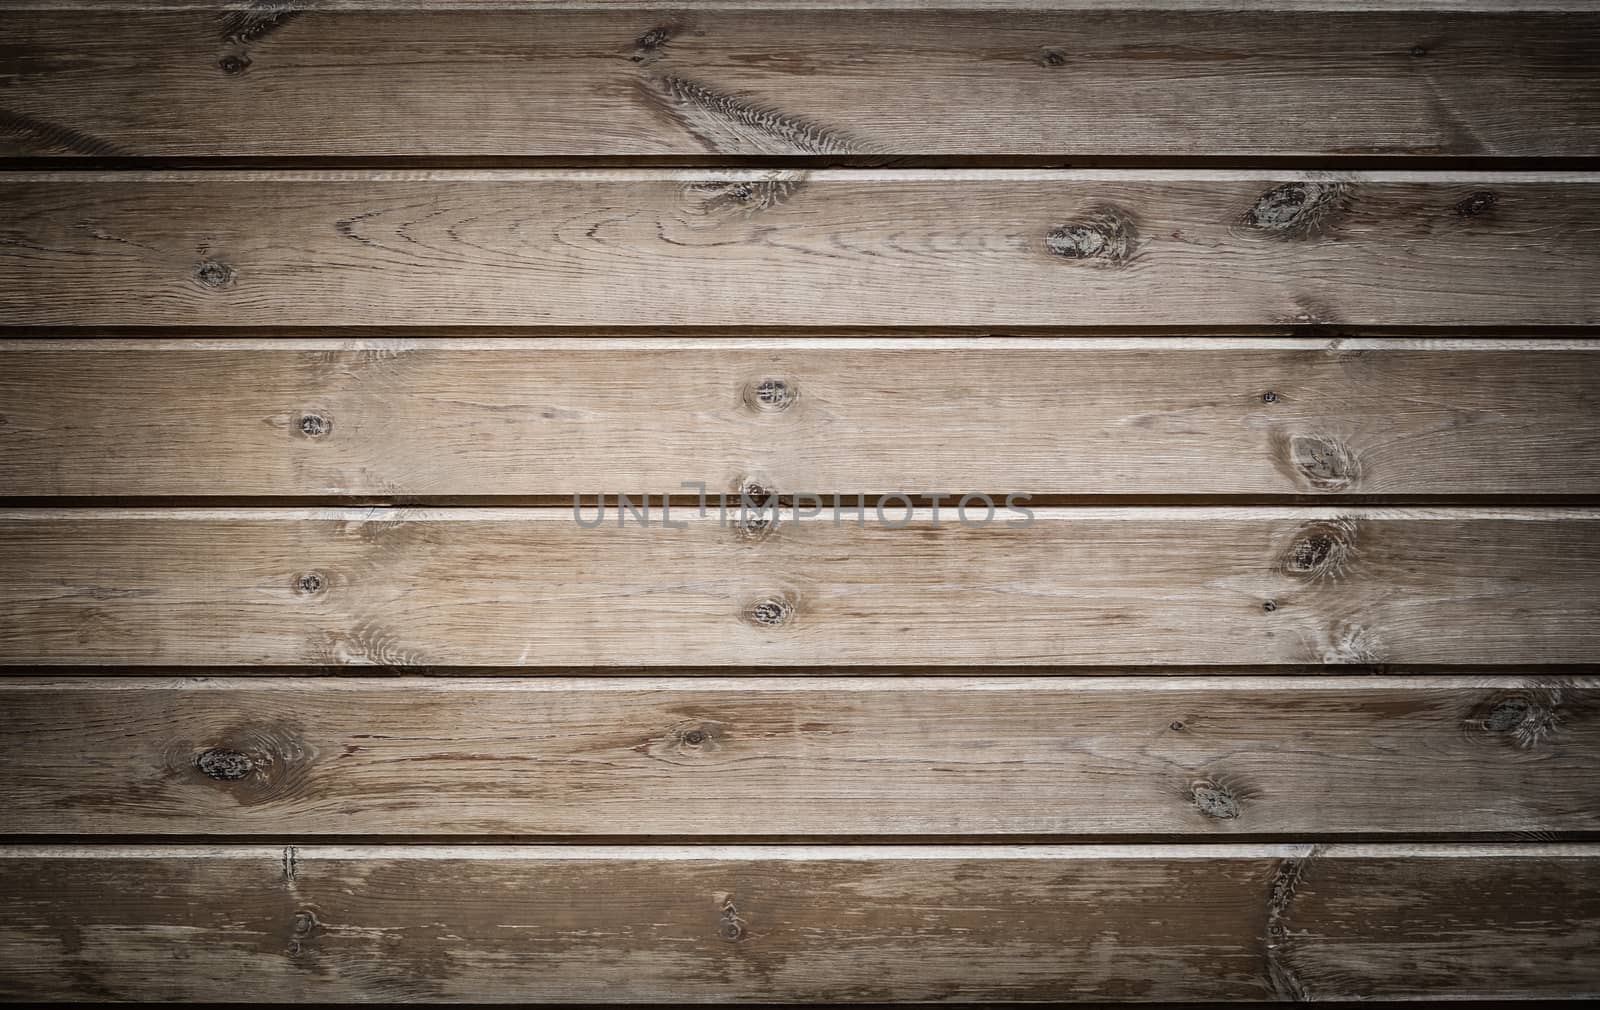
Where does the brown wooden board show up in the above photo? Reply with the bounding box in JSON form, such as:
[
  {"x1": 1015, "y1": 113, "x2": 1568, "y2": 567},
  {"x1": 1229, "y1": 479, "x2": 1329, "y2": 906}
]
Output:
[
  {"x1": 1, "y1": 507, "x2": 1596, "y2": 667},
  {"x1": 4, "y1": 8, "x2": 1599, "y2": 160},
  {"x1": 2, "y1": 675, "x2": 1596, "y2": 837},
  {"x1": 3, "y1": 172, "x2": 1598, "y2": 329},
  {"x1": 5, "y1": 337, "x2": 1599, "y2": 499},
  {"x1": 2, "y1": 844, "x2": 1597, "y2": 1001}
]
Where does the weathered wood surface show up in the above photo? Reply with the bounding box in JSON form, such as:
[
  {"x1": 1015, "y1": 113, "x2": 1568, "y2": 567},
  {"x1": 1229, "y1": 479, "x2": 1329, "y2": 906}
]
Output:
[
  {"x1": 4, "y1": 172, "x2": 1598, "y2": 329},
  {"x1": 5, "y1": 9, "x2": 1599, "y2": 160},
  {"x1": 1, "y1": 508, "x2": 1596, "y2": 667},
  {"x1": 1, "y1": 844, "x2": 1596, "y2": 1002},
  {"x1": 5, "y1": 337, "x2": 1599, "y2": 499},
  {"x1": 4, "y1": 676, "x2": 1596, "y2": 837}
]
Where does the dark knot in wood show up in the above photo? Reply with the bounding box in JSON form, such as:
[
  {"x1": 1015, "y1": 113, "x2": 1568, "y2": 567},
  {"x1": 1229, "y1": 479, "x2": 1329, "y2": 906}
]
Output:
[
  {"x1": 1455, "y1": 190, "x2": 1499, "y2": 218},
  {"x1": 297, "y1": 412, "x2": 331, "y2": 438},
  {"x1": 1486, "y1": 697, "x2": 1533, "y2": 732},
  {"x1": 745, "y1": 377, "x2": 797, "y2": 413},
  {"x1": 196, "y1": 747, "x2": 254, "y2": 781},
  {"x1": 1191, "y1": 780, "x2": 1240, "y2": 819},
  {"x1": 195, "y1": 260, "x2": 236, "y2": 289},
  {"x1": 1044, "y1": 204, "x2": 1138, "y2": 266},
  {"x1": 295, "y1": 572, "x2": 325, "y2": 596},
  {"x1": 1242, "y1": 181, "x2": 1351, "y2": 238},
  {"x1": 746, "y1": 596, "x2": 793, "y2": 627}
]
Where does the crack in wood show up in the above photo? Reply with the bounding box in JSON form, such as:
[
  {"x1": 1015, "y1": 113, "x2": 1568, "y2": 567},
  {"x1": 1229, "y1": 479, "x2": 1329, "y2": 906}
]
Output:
[{"x1": 1265, "y1": 845, "x2": 1319, "y2": 1002}]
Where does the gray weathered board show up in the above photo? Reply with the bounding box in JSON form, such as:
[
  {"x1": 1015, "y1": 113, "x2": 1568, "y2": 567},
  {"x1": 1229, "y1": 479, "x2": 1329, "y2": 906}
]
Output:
[
  {"x1": 2, "y1": 676, "x2": 1595, "y2": 837},
  {"x1": 2, "y1": 508, "x2": 1597, "y2": 666},
  {"x1": 2, "y1": 6, "x2": 1598, "y2": 159},
  {"x1": 3, "y1": 3, "x2": 1599, "y2": 1004},
  {"x1": 2, "y1": 845, "x2": 1598, "y2": 1002},
  {"x1": 3, "y1": 172, "x2": 1598, "y2": 328},
  {"x1": 3, "y1": 338, "x2": 1598, "y2": 498}
]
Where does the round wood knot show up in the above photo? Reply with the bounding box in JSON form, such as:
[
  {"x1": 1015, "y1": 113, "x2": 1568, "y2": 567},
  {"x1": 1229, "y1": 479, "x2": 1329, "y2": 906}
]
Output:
[
  {"x1": 1261, "y1": 391, "x2": 1279, "y2": 404},
  {"x1": 744, "y1": 377, "x2": 797, "y2": 413},
  {"x1": 1455, "y1": 190, "x2": 1499, "y2": 218},
  {"x1": 1191, "y1": 781, "x2": 1240, "y2": 819},
  {"x1": 287, "y1": 908, "x2": 321, "y2": 956},
  {"x1": 1410, "y1": 44, "x2": 1428, "y2": 58},
  {"x1": 1044, "y1": 204, "x2": 1138, "y2": 266},
  {"x1": 735, "y1": 510, "x2": 774, "y2": 542},
  {"x1": 1241, "y1": 181, "x2": 1351, "y2": 238},
  {"x1": 1279, "y1": 518, "x2": 1358, "y2": 580},
  {"x1": 1289, "y1": 434, "x2": 1359, "y2": 491},
  {"x1": 1476, "y1": 691, "x2": 1558, "y2": 748},
  {"x1": 1040, "y1": 48, "x2": 1067, "y2": 67},
  {"x1": 717, "y1": 897, "x2": 746, "y2": 942},
  {"x1": 1263, "y1": 600, "x2": 1278, "y2": 613},
  {"x1": 218, "y1": 54, "x2": 250, "y2": 76},
  {"x1": 738, "y1": 479, "x2": 775, "y2": 506},
  {"x1": 745, "y1": 596, "x2": 793, "y2": 628},
  {"x1": 194, "y1": 260, "x2": 237, "y2": 289},
  {"x1": 296, "y1": 412, "x2": 332, "y2": 438},
  {"x1": 630, "y1": 26, "x2": 672, "y2": 62},
  {"x1": 294, "y1": 571, "x2": 326, "y2": 596},
  {"x1": 1486, "y1": 697, "x2": 1532, "y2": 732},
  {"x1": 196, "y1": 747, "x2": 254, "y2": 781}
]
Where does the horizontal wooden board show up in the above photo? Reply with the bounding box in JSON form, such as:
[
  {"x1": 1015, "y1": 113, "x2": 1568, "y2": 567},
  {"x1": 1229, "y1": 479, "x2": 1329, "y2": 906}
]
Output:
[
  {"x1": 4, "y1": 8, "x2": 1599, "y2": 160},
  {"x1": 2, "y1": 844, "x2": 1596, "y2": 1001},
  {"x1": 3, "y1": 171, "x2": 1599, "y2": 328},
  {"x1": 5, "y1": 337, "x2": 1600, "y2": 498},
  {"x1": 1, "y1": 508, "x2": 1597, "y2": 666},
  {"x1": 3, "y1": 676, "x2": 1596, "y2": 837}
]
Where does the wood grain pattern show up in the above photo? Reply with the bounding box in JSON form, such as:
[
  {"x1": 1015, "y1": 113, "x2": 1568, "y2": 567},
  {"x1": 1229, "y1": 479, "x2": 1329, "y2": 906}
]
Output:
[
  {"x1": 4, "y1": 8, "x2": 1598, "y2": 159},
  {"x1": 2, "y1": 844, "x2": 1596, "y2": 1002},
  {"x1": 4, "y1": 171, "x2": 1599, "y2": 328},
  {"x1": 5, "y1": 337, "x2": 1600, "y2": 499},
  {"x1": 2, "y1": 508, "x2": 1596, "y2": 667},
  {"x1": 4, "y1": 675, "x2": 1596, "y2": 837}
]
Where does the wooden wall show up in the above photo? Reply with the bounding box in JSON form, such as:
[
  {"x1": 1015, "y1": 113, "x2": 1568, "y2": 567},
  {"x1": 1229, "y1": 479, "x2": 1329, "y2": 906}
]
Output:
[{"x1": 1, "y1": 1, "x2": 1598, "y2": 1003}]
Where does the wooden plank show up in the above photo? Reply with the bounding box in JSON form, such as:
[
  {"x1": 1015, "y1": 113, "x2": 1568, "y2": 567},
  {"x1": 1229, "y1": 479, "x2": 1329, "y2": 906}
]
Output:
[
  {"x1": 4, "y1": 8, "x2": 1599, "y2": 160},
  {"x1": 1, "y1": 844, "x2": 1596, "y2": 1001},
  {"x1": 4, "y1": 675, "x2": 1596, "y2": 837},
  {"x1": 3, "y1": 171, "x2": 1599, "y2": 329},
  {"x1": 1, "y1": 507, "x2": 1596, "y2": 666},
  {"x1": 5, "y1": 337, "x2": 1600, "y2": 499}
]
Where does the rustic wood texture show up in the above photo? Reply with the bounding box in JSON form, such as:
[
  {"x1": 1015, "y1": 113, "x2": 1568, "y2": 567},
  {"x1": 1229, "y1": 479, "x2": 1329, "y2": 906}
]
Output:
[
  {"x1": 4, "y1": 676, "x2": 1596, "y2": 837},
  {"x1": 4, "y1": 8, "x2": 1599, "y2": 160},
  {"x1": 5, "y1": 337, "x2": 1600, "y2": 499},
  {"x1": 2, "y1": 844, "x2": 1597, "y2": 1002},
  {"x1": 1, "y1": 507, "x2": 1596, "y2": 667},
  {"x1": 4, "y1": 171, "x2": 1599, "y2": 328}
]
